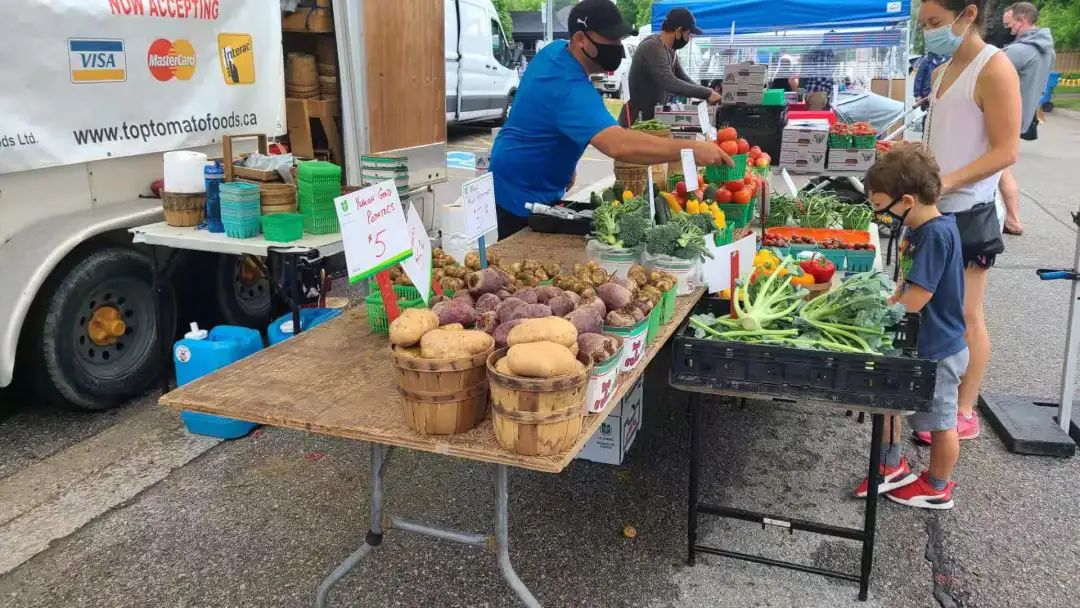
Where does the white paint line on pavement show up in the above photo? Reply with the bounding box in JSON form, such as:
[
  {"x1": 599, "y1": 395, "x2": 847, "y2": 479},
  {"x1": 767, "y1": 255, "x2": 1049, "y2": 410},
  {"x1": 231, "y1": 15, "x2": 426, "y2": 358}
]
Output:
[{"x1": 0, "y1": 410, "x2": 220, "y2": 574}]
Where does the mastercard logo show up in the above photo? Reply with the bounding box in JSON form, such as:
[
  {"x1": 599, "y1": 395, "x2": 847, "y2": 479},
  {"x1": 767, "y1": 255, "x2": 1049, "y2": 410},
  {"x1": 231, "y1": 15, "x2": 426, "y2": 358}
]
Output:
[{"x1": 147, "y1": 39, "x2": 195, "y2": 81}]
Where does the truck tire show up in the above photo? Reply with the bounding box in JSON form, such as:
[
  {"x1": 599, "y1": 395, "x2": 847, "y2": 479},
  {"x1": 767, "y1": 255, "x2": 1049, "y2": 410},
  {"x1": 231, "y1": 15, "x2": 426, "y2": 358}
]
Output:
[
  {"x1": 214, "y1": 254, "x2": 272, "y2": 327},
  {"x1": 497, "y1": 92, "x2": 515, "y2": 125},
  {"x1": 28, "y1": 247, "x2": 174, "y2": 410}
]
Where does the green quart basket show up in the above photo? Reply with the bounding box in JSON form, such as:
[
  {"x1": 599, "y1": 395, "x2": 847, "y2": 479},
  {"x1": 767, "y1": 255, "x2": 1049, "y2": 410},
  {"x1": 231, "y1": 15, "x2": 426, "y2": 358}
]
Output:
[
  {"x1": 846, "y1": 249, "x2": 876, "y2": 272},
  {"x1": 261, "y1": 213, "x2": 303, "y2": 242},
  {"x1": 762, "y1": 89, "x2": 786, "y2": 106},
  {"x1": 815, "y1": 248, "x2": 847, "y2": 269},
  {"x1": 718, "y1": 201, "x2": 754, "y2": 229},
  {"x1": 852, "y1": 134, "x2": 877, "y2": 149},
  {"x1": 302, "y1": 207, "x2": 341, "y2": 235},
  {"x1": 713, "y1": 225, "x2": 734, "y2": 247},
  {"x1": 705, "y1": 153, "x2": 748, "y2": 184},
  {"x1": 364, "y1": 290, "x2": 426, "y2": 334},
  {"x1": 828, "y1": 134, "x2": 852, "y2": 149}
]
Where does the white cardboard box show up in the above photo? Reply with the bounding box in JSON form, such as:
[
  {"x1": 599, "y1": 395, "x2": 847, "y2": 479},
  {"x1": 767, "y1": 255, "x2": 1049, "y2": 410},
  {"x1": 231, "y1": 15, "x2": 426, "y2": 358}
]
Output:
[
  {"x1": 577, "y1": 378, "x2": 644, "y2": 465},
  {"x1": 671, "y1": 130, "x2": 706, "y2": 142},
  {"x1": 654, "y1": 105, "x2": 717, "y2": 129},
  {"x1": 782, "y1": 121, "x2": 830, "y2": 147},
  {"x1": 723, "y1": 63, "x2": 767, "y2": 87},
  {"x1": 722, "y1": 89, "x2": 765, "y2": 105},
  {"x1": 826, "y1": 148, "x2": 876, "y2": 172},
  {"x1": 780, "y1": 140, "x2": 828, "y2": 156},
  {"x1": 780, "y1": 149, "x2": 827, "y2": 173}
]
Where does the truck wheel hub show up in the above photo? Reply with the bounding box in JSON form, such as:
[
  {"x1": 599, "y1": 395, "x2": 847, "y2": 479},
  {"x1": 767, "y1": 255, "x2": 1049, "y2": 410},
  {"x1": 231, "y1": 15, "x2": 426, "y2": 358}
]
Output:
[{"x1": 87, "y1": 306, "x2": 126, "y2": 346}]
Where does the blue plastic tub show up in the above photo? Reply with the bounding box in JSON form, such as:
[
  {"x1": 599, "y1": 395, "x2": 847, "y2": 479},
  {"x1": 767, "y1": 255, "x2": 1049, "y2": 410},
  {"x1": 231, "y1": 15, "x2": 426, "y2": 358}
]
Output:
[
  {"x1": 174, "y1": 324, "x2": 263, "y2": 439},
  {"x1": 267, "y1": 308, "x2": 343, "y2": 345}
]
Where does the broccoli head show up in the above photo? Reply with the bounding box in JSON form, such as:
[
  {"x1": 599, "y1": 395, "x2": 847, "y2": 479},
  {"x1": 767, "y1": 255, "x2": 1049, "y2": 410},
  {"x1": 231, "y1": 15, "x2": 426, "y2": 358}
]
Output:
[
  {"x1": 618, "y1": 213, "x2": 650, "y2": 248},
  {"x1": 645, "y1": 223, "x2": 681, "y2": 256},
  {"x1": 686, "y1": 212, "x2": 716, "y2": 236}
]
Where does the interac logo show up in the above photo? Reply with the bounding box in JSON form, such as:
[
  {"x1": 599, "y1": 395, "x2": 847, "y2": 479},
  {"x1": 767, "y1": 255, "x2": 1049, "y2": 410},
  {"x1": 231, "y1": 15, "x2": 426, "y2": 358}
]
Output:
[
  {"x1": 147, "y1": 39, "x2": 196, "y2": 82},
  {"x1": 68, "y1": 38, "x2": 126, "y2": 83},
  {"x1": 217, "y1": 33, "x2": 255, "y2": 85}
]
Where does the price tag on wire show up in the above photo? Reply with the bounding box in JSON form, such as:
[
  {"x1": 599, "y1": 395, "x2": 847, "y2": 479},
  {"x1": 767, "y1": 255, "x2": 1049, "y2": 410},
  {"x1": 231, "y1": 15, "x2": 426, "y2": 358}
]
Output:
[
  {"x1": 680, "y1": 148, "x2": 698, "y2": 193},
  {"x1": 400, "y1": 204, "x2": 433, "y2": 304},
  {"x1": 462, "y1": 172, "x2": 497, "y2": 268}
]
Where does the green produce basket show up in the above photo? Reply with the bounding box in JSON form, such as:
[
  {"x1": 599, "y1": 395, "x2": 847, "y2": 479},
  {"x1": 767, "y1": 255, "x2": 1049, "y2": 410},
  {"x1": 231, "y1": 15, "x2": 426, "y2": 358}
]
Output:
[
  {"x1": 261, "y1": 213, "x2": 303, "y2": 242},
  {"x1": 762, "y1": 89, "x2": 786, "y2": 106},
  {"x1": 645, "y1": 301, "x2": 661, "y2": 345},
  {"x1": 366, "y1": 281, "x2": 437, "y2": 302},
  {"x1": 828, "y1": 134, "x2": 852, "y2": 149},
  {"x1": 660, "y1": 286, "x2": 677, "y2": 325},
  {"x1": 302, "y1": 206, "x2": 340, "y2": 234},
  {"x1": 718, "y1": 201, "x2": 754, "y2": 229},
  {"x1": 788, "y1": 243, "x2": 817, "y2": 255},
  {"x1": 364, "y1": 290, "x2": 426, "y2": 334},
  {"x1": 297, "y1": 160, "x2": 342, "y2": 183},
  {"x1": 846, "y1": 249, "x2": 875, "y2": 272},
  {"x1": 852, "y1": 134, "x2": 877, "y2": 149},
  {"x1": 705, "y1": 153, "x2": 748, "y2": 184},
  {"x1": 815, "y1": 248, "x2": 847, "y2": 269},
  {"x1": 713, "y1": 224, "x2": 734, "y2": 247}
]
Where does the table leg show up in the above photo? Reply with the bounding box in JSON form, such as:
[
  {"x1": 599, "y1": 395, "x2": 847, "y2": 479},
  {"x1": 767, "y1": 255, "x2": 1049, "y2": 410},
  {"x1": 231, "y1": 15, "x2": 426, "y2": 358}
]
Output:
[
  {"x1": 687, "y1": 393, "x2": 701, "y2": 566},
  {"x1": 147, "y1": 245, "x2": 171, "y2": 395},
  {"x1": 315, "y1": 443, "x2": 388, "y2": 608},
  {"x1": 288, "y1": 254, "x2": 303, "y2": 335},
  {"x1": 858, "y1": 413, "x2": 884, "y2": 601},
  {"x1": 495, "y1": 464, "x2": 542, "y2": 608}
]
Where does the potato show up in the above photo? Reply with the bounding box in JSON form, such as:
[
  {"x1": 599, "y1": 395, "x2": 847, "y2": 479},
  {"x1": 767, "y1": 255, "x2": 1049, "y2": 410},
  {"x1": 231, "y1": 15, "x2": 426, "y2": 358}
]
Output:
[
  {"x1": 515, "y1": 289, "x2": 539, "y2": 305},
  {"x1": 432, "y1": 300, "x2": 477, "y2": 327},
  {"x1": 564, "y1": 307, "x2": 603, "y2": 335},
  {"x1": 420, "y1": 329, "x2": 493, "y2": 359},
  {"x1": 394, "y1": 345, "x2": 423, "y2": 359},
  {"x1": 495, "y1": 298, "x2": 528, "y2": 324},
  {"x1": 522, "y1": 303, "x2": 552, "y2": 319},
  {"x1": 475, "y1": 311, "x2": 498, "y2": 334},
  {"x1": 507, "y1": 342, "x2": 581, "y2": 378},
  {"x1": 475, "y1": 293, "x2": 501, "y2": 314},
  {"x1": 441, "y1": 323, "x2": 464, "y2": 331},
  {"x1": 534, "y1": 285, "x2": 562, "y2": 303},
  {"x1": 389, "y1": 308, "x2": 439, "y2": 347},
  {"x1": 507, "y1": 317, "x2": 577, "y2": 349},
  {"x1": 494, "y1": 356, "x2": 513, "y2": 376},
  {"x1": 547, "y1": 294, "x2": 575, "y2": 317},
  {"x1": 493, "y1": 319, "x2": 525, "y2": 349}
]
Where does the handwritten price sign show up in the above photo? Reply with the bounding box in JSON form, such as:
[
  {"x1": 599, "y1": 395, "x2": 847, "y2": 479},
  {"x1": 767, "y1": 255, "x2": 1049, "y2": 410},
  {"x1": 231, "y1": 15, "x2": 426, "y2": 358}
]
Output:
[
  {"x1": 399, "y1": 204, "x2": 432, "y2": 304},
  {"x1": 462, "y1": 172, "x2": 497, "y2": 240},
  {"x1": 334, "y1": 180, "x2": 412, "y2": 284}
]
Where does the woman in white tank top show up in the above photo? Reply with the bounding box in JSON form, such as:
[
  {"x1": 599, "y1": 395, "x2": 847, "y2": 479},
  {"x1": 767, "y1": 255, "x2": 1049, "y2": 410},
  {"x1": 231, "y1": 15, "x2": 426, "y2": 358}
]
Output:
[{"x1": 918, "y1": 0, "x2": 1021, "y2": 436}]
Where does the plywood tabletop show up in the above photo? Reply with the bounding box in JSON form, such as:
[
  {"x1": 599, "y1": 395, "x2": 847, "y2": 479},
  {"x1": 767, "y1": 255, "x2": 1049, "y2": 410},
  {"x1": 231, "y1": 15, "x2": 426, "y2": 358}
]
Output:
[{"x1": 160, "y1": 230, "x2": 704, "y2": 473}]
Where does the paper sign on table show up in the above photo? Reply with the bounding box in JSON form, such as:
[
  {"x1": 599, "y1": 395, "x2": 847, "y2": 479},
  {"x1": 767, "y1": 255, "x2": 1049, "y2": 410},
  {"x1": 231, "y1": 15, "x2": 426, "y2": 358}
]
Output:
[
  {"x1": 462, "y1": 172, "x2": 497, "y2": 239},
  {"x1": 400, "y1": 204, "x2": 432, "y2": 304},
  {"x1": 701, "y1": 234, "x2": 757, "y2": 293},
  {"x1": 781, "y1": 168, "x2": 799, "y2": 197},
  {"x1": 680, "y1": 149, "x2": 697, "y2": 191},
  {"x1": 334, "y1": 180, "x2": 412, "y2": 284}
]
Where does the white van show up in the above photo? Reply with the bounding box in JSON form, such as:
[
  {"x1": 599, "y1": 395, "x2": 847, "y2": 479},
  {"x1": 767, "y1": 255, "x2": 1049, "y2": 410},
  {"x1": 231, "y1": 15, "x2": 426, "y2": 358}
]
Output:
[
  {"x1": 445, "y1": 0, "x2": 521, "y2": 124},
  {"x1": 590, "y1": 38, "x2": 638, "y2": 98}
]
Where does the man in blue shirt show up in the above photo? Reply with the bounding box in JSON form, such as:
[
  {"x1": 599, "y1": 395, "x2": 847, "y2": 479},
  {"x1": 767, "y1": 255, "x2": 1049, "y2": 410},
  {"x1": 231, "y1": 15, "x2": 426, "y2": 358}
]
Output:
[
  {"x1": 800, "y1": 48, "x2": 836, "y2": 110},
  {"x1": 913, "y1": 52, "x2": 947, "y2": 109},
  {"x1": 489, "y1": 0, "x2": 732, "y2": 238}
]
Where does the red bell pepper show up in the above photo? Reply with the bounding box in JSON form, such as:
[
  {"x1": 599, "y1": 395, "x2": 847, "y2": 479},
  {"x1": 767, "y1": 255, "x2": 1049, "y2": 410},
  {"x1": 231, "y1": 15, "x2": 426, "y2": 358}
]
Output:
[
  {"x1": 676, "y1": 181, "x2": 688, "y2": 197},
  {"x1": 799, "y1": 256, "x2": 836, "y2": 284}
]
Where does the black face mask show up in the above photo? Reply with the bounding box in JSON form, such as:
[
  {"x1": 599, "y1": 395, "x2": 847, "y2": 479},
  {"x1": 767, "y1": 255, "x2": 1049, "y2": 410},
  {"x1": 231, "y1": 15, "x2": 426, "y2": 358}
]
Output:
[
  {"x1": 583, "y1": 32, "x2": 624, "y2": 72},
  {"x1": 881, "y1": 196, "x2": 911, "y2": 225},
  {"x1": 672, "y1": 31, "x2": 690, "y2": 50}
]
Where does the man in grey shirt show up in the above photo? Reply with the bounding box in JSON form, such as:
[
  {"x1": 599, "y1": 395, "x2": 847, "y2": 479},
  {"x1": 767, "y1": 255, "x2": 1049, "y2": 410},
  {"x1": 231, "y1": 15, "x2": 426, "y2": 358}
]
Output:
[
  {"x1": 618, "y1": 8, "x2": 720, "y2": 127},
  {"x1": 998, "y1": 2, "x2": 1055, "y2": 235}
]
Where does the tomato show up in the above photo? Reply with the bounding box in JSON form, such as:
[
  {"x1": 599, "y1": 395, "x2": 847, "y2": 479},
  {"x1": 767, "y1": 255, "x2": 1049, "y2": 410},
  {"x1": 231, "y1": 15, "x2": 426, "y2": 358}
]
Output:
[
  {"x1": 715, "y1": 188, "x2": 733, "y2": 203},
  {"x1": 724, "y1": 180, "x2": 745, "y2": 193},
  {"x1": 717, "y1": 127, "x2": 738, "y2": 142},
  {"x1": 676, "y1": 181, "x2": 688, "y2": 197},
  {"x1": 755, "y1": 156, "x2": 770, "y2": 168},
  {"x1": 744, "y1": 174, "x2": 756, "y2": 186},
  {"x1": 733, "y1": 189, "x2": 752, "y2": 205},
  {"x1": 736, "y1": 138, "x2": 750, "y2": 154},
  {"x1": 699, "y1": 175, "x2": 706, "y2": 190},
  {"x1": 749, "y1": 145, "x2": 762, "y2": 158},
  {"x1": 760, "y1": 153, "x2": 771, "y2": 164},
  {"x1": 719, "y1": 140, "x2": 739, "y2": 156}
]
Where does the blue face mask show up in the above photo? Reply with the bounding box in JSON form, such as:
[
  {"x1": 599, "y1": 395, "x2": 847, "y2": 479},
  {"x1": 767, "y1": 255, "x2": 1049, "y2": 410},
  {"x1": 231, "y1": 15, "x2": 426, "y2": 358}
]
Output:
[{"x1": 924, "y1": 14, "x2": 969, "y2": 57}]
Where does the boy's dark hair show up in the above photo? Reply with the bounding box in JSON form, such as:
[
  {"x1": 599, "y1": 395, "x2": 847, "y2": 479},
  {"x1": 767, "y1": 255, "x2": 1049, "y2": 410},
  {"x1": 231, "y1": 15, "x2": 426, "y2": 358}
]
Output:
[
  {"x1": 864, "y1": 144, "x2": 942, "y2": 205},
  {"x1": 925, "y1": 0, "x2": 986, "y2": 27}
]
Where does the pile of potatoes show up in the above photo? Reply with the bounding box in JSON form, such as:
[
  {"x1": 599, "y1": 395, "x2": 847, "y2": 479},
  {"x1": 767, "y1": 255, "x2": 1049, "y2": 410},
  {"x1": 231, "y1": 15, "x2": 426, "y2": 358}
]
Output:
[
  {"x1": 389, "y1": 308, "x2": 493, "y2": 360},
  {"x1": 494, "y1": 317, "x2": 586, "y2": 379},
  {"x1": 387, "y1": 248, "x2": 469, "y2": 294}
]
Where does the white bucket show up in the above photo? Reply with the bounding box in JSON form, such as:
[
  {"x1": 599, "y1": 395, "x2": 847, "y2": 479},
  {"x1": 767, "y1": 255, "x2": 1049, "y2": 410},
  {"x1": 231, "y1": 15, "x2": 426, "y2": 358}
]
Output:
[{"x1": 163, "y1": 151, "x2": 208, "y2": 193}]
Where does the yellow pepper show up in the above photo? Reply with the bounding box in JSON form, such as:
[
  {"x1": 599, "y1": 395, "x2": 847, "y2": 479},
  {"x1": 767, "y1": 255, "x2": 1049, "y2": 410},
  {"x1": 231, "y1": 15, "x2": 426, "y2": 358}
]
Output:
[
  {"x1": 622, "y1": 190, "x2": 634, "y2": 202},
  {"x1": 612, "y1": 200, "x2": 620, "y2": 207},
  {"x1": 790, "y1": 273, "x2": 815, "y2": 287},
  {"x1": 712, "y1": 209, "x2": 726, "y2": 229},
  {"x1": 753, "y1": 249, "x2": 779, "y2": 269},
  {"x1": 719, "y1": 288, "x2": 731, "y2": 300},
  {"x1": 710, "y1": 202, "x2": 722, "y2": 214},
  {"x1": 686, "y1": 199, "x2": 701, "y2": 214}
]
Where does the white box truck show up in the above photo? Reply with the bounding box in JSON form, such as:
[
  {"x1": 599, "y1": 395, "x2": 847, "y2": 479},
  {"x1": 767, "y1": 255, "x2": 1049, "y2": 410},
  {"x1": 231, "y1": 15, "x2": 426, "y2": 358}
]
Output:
[{"x1": 0, "y1": 0, "x2": 511, "y2": 410}]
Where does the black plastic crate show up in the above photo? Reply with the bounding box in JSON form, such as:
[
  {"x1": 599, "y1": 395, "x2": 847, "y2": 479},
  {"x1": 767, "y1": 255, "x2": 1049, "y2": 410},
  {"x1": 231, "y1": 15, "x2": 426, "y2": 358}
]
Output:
[
  {"x1": 729, "y1": 124, "x2": 782, "y2": 166},
  {"x1": 670, "y1": 297, "x2": 937, "y2": 412},
  {"x1": 717, "y1": 104, "x2": 787, "y2": 130}
]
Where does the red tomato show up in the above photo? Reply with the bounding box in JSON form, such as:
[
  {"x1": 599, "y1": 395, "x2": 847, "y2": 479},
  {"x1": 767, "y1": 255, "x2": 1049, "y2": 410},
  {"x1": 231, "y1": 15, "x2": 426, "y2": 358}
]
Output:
[
  {"x1": 733, "y1": 189, "x2": 752, "y2": 205},
  {"x1": 699, "y1": 175, "x2": 706, "y2": 189},
  {"x1": 760, "y1": 153, "x2": 771, "y2": 164},
  {"x1": 736, "y1": 138, "x2": 750, "y2": 154},
  {"x1": 749, "y1": 145, "x2": 762, "y2": 158},
  {"x1": 719, "y1": 140, "x2": 739, "y2": 156},
  {"x1": 755, "y1": 156, "x2": 770, "y2": 168},
  {"x1": 724, "y1": 180, "x2": 745, "y2": 194},
  {"x1": 744, "y1": 174, "x2": 756, "y2": 186},
  {"x1": 716, "y1": 188, "x2": 733, "y2": 203},
  {"x1": 717, "y1": 127, "x2": 738, "y2": 142}
]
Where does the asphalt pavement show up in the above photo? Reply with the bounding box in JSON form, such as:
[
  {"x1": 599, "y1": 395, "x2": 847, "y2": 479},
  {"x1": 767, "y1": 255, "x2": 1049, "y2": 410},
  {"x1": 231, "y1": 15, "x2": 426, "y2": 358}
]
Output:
[{"x1": 2, "y1": 119, "x2": 1080, "y2": 608}]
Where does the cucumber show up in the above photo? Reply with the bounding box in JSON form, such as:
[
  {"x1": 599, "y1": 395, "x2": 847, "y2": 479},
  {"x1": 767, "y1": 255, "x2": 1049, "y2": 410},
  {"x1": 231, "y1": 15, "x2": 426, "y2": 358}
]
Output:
[{"x1": 602, "y1": 189, "x2": 616, "y2": 203}]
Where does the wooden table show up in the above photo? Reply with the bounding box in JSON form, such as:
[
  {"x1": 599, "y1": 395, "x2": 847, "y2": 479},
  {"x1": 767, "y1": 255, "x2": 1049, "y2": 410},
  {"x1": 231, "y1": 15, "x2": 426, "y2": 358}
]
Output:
[{"x1": 160, "y1": 229, "x2": 704, "y2": 607}]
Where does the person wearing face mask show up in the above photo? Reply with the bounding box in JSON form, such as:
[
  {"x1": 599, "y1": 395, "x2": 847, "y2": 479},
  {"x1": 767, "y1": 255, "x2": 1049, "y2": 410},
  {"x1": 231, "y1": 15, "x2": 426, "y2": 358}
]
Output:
[
  {"x1": 489, "y1": 0, "x2": 733, "y2": 239},
  {"x1": 996, "y1": 2, "x2": 1055, "y2": 236},
  {"x1": 916, "y1": 0, "x2": 1021, "y2": 445},
  {"x1": 617, "y1": 8, "x2": 721, "y2": 127}
]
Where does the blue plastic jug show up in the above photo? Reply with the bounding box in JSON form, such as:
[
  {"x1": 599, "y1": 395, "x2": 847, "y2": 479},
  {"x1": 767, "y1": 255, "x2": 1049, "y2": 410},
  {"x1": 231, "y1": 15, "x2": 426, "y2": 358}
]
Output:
[
  {"x1": 267, "y1": 308, "x2": 342, "y2": 345},
  {"x1": 204, "y1": 161, "x2": 225, "y2": 233},
  {"x1": 174, "y1": 323, "x2": 263, "y2": 439}
]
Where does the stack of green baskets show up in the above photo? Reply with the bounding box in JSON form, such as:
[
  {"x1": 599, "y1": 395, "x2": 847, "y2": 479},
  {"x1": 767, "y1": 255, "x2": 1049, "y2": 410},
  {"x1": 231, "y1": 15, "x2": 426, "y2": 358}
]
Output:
[
  {"x1": 705, "y1": 153, "x2": 748, "y2": 184},
  {"x1": 762, "y1": 88, "x2": 786, "y2": 106},
  {"x1": 297, "y1": 161, "x2": 342, "y2": 235},
  {"x1": 852, "y1": 134, "x2": 877, "y2": 149},
  {"x1": 828, "y1": 134, "x2": 852, "y2": 148},
  {"x1": 364, "y1": 288, "x2": 427, "y2": 334},
  {"x1": 719, "y1": 200, "x2": 754, "y2": 228},
  {"x1": 261, "y1": 213, "x2": 303, "y2": 242}
]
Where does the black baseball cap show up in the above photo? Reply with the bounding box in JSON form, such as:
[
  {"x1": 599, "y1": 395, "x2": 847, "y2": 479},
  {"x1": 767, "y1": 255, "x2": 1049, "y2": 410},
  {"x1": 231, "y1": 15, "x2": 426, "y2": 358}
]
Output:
[
  {"x1": 568, "y1": 0, "x2": 636, "y2": 39},
  {"x1": 662, "y1": 8, "x2": 704, "y2": 35}
]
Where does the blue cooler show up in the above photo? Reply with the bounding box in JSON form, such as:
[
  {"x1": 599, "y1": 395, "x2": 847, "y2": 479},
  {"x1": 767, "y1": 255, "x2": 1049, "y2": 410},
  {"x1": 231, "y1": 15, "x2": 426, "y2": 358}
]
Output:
[
  {"x1": 267, "y1": 308, "x2": 342, "y2": 345},
  {"x1": 174, "y1": 323, "x2": 263, "y2": 438}
]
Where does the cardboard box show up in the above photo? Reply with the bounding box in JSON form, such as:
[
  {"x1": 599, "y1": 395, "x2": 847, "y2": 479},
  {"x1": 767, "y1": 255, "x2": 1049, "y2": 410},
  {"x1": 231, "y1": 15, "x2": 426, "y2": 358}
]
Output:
[
  {"x1": 782, "y1": 121, "x2": 829, "y2": 147},
  {"x1": 654, "y1": 105, "x2": 717, "y2": 129},
  {"x1": 781, "y1": 140, "x2": 828, "y2": 156},
  {"x1": 826, "y1": 148, "x2": 876, "y2": 172},
  {"x1": 577, "y1": 378, "x2": 643, "y2": 465},
  {"x1": 723, "y1": 63, "x2": 768, "y2": 87},
  {"x1": 671, "y1": 130, "x2": 706, "y2": 142},
  {"x1": 779, "y1": 149, "x2": 827, "y2": 173},
  {"x1": 722, "y1": 89, "x2": 765, "y2": 105}
]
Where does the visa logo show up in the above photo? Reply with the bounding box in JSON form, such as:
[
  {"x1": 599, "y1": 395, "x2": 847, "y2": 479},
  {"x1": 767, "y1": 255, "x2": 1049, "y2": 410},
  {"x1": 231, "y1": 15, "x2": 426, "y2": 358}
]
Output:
[{"x1": 69, "y1": 39, "x2": 126, "y2": 83}]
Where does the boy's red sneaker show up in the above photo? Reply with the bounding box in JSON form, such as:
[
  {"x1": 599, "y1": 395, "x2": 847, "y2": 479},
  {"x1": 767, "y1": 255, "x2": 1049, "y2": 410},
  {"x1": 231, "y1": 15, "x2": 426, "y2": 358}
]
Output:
[
  {"x1": 913, "y1": 412, "x2": 980, "y2": 444},
  {"x1": 886, "y1": 471, "x2": 956, "y2": 510},
  {"x1": 853, "y1": 457, "x2": 917, "y2": 498}
]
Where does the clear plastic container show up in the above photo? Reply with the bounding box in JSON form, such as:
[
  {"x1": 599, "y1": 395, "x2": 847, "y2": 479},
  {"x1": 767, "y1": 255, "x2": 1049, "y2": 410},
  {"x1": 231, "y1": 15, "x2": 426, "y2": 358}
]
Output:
[
  {"x1": 586, "y1": 239, "x2": 640, "y2": 279},
  {"x1": 642, "y1": 251, "x2": 702, "y2": 296}
]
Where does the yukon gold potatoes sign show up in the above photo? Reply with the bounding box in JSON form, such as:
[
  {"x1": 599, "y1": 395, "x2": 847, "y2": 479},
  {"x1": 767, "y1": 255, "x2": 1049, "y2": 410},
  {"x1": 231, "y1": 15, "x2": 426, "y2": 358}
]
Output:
[{"x1": 0, "y1": 0, "x2": 284, "y2": 174}]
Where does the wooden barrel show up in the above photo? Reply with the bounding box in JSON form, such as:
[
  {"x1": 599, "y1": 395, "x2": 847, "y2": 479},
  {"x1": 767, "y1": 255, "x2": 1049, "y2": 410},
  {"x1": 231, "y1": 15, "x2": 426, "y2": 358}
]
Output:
[
  {"x1": 487, "y1": 348, "x2": 592, "y2": 456},
  {"x1": 161, "y1": 191, "x2": 205, "y2": 227},
  {"x1": 286, "y1": 53, "x2": 317, "y2": 87},
  {"x1": 391, "y1": 342, "x2": 492, "y2": 436},
  {"x1": 259, "y1": 183, "x2": 297, "y2": 214},
  {"x1": 613, "y1": 161, "x2": 648, "y2": 197}
]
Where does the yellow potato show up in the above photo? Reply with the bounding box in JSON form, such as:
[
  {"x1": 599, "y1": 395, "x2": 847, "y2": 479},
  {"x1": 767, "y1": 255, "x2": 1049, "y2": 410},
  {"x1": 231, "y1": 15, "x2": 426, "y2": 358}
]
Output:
[
  {"x1": 389, "y1": 308, "x2": 439, "y2": 347},
  {"x1": 495, "y1": 356, "x2": 513, "y2": 376},
  {"x1": 441, "y1": 323, "x2": 464, "y2": 331},
  {"x1": 507, "y1": 317, "x2": 577, "y2": 349},
  {"x1": 420, "y1": 329, "x2": 493, "y2": 359},
  {"x1": 506, "y1": 342, "x2": 581, "y2": 378}
]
